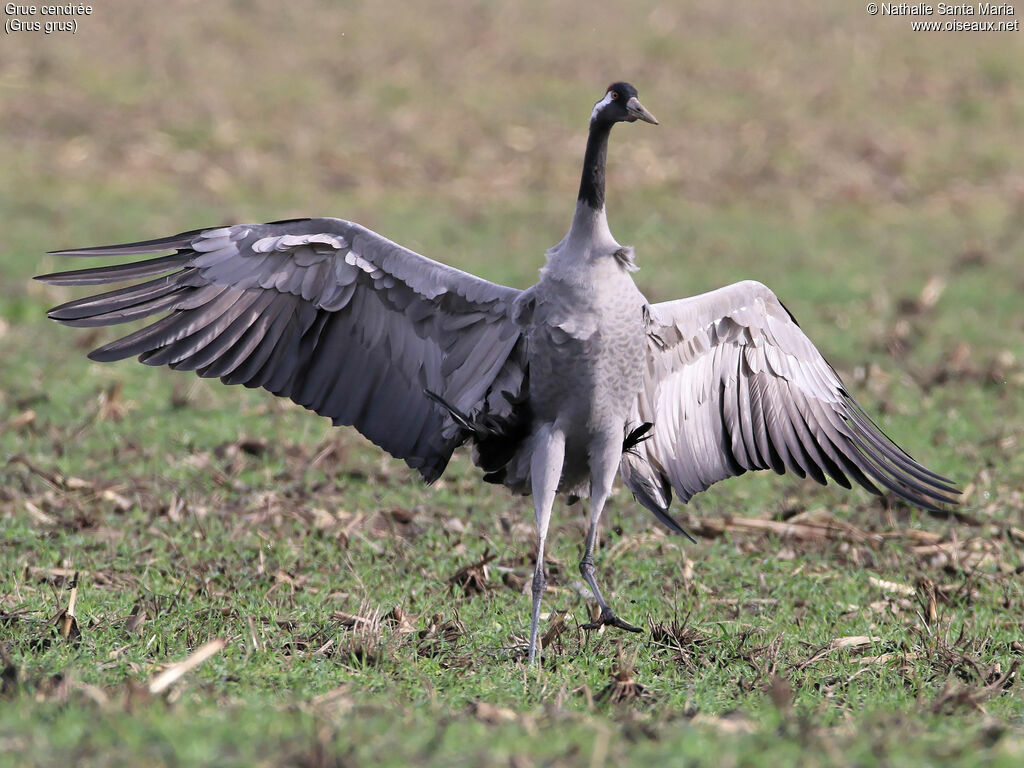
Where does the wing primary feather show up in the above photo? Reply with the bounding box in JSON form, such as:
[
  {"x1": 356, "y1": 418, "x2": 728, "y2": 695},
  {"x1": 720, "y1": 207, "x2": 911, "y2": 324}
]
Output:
[
  {"x1": 36, "y1": 254, "x2": 192, "y2": 285},
  {"x1": 193, "y1": 292, "x2": 281, "y2": 379},
  {"x1": 208, "y1": 295, "x2": 294, "y2": 383},
  {"x1": 844, "y1": 404, "x2": 960, "y2": 491},
  {"x1": 647, "y1": 505, "x2": 697, "y2": 542},
  {"x1": 87, "y1": 312, "x2": 189, "y2": 362},
  {"x1": 807, "y1": 400, "x2": 887, "y2": 494},
  {"x1": 47, "y1": 228, "x2": 209, "y2": 257},
  {"x1": 842, "y1": 430, "x2": 949, "y2": 509},
  {"x1": 164, "y1": 292, "x2": 266, "y2": 372},
  {"x1": 137, "y1": 290, "x2": 251, "y2": 367},
  {"x1": 793, "y1": 400, "x2": 853, "y2": 489},
  {"x1": 782, "y1": 395, "x2": 828, "y2": 485},
  {"x1": 46, "y1": 273, "x2": 195, "y2": 323},
  {"x1": 48, "y1": 288, "x2": 184, "y2": 327}
]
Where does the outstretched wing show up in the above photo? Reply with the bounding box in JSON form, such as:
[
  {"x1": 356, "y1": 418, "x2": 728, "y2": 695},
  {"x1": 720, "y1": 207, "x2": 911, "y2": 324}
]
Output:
[
  {"x1": 620, "y1": 280, "x2": 959, "y2": 518},
  {"x1": 38, "y1": 217, "x2": 525, "y2": 482}
]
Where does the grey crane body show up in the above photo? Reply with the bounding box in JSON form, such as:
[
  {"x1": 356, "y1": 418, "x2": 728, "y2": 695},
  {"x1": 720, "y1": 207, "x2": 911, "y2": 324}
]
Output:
[
  {"x1": 504, "y1": 206, "x2": 648, "y2": 495},
  {"x1": 38, "y1": 83, "x2": 960, "y2": 664}
]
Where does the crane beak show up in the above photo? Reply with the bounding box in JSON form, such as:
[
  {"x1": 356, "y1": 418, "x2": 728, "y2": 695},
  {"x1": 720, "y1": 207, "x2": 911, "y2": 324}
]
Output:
[{"x1": 625, "y1": 96, "x2": 658, "y2": 125}]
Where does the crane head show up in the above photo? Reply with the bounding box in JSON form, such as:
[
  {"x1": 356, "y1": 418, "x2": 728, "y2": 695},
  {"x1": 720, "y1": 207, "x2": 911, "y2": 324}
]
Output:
[{"x1": 592, "y1": 82, "x2": 659, "y2": 126}]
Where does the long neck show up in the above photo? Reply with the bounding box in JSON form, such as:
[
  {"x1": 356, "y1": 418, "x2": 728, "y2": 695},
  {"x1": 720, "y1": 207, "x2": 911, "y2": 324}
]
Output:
[{"x1": 576, "y1": 119, "x2": 613, "y2": 211}]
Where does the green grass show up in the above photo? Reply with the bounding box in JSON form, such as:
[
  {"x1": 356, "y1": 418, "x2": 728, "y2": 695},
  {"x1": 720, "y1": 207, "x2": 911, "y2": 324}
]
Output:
[{"x1": 2, "y1": 1, "x2": 1024, "y2": 765}]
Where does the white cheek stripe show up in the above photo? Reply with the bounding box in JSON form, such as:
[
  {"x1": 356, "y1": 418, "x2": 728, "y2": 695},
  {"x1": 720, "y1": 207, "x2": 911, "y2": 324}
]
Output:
[{"x1": 591, "y1": 91, "x2": 614, "y2": 121}]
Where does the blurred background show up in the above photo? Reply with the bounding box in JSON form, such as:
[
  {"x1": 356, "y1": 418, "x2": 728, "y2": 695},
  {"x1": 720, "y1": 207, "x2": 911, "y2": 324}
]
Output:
[{"x1": 1, "y1": 0, "x2": 1021, "y2": 513}]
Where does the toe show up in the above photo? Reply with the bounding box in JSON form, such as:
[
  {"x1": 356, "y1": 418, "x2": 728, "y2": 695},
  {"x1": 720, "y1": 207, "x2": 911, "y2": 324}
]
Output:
[{"x1": 581, "y1": 609, "x2": 644, "y2": 634}]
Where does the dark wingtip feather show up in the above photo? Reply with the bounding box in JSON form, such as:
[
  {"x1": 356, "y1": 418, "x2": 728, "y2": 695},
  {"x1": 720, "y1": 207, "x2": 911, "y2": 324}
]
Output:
[
  {"x1": 35, "y1": 253, "x2": 191, "y2": 286},
  {"x1": 655, "y1": 508, "x2": 697, "y2": 543},
  {"x1": 838, "y1": 395, "x2": 963, "y2": 511},
  {"x1": 630, "y1": 482, "x2": 697, "y2": 542},
  {"x1": 46, "y1": 226, "x2": 212, "y2": 257},
  {"x1": 87, "y1": 347, "x2": 119, "y2": 363}
]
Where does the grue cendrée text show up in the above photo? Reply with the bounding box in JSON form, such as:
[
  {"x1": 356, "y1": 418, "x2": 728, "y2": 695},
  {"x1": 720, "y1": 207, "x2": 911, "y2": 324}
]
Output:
[{"x1": 38, "y1": 82, "x2": 960, "y2": 663}]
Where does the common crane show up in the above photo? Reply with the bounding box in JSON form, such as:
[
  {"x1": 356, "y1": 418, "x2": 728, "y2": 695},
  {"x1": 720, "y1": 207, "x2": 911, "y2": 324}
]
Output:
[{"x1": 38, "y1": 82, "x2": 960, "y2": 663}]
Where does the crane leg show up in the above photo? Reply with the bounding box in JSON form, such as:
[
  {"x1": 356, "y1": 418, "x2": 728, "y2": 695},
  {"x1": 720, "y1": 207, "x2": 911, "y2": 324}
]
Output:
[
  {"x1": 579, "y1": 440, "x2": 642, "y2": 634},
  {"x1": 527, "y1": 424, "x2": 565, "y2": 664}
]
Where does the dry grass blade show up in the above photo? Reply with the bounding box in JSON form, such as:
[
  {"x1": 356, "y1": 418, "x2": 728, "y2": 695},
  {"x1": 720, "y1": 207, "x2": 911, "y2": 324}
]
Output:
[
  {"x1": 858, "y1": 652, "x2": 921, "y2": 666},
  {"x1": 148, "y1": 638, "x2": 226, "y2": 694},
  {"x1": 930, "y1": 662, "x2": 1019, "y2": 715},
  {"x1": 448, "y1": 549, "x2": 497, "y2": 597},
  {"x1": 766, "y1": 674, "x2": 794, "y2": 716},
  {"x1": 60, "y1": 575, "x2": 79, "y2": 641},
  {"x1": 678, "y1": 512, "x2": 879, "y2": 545},
  {"x1": 340, "y1": 613, "x2": 387, "y2": 668},
  {"x1": 596, "y1": 645, "x2": 649, "y2": 704},
  {"x1": 5, "y1": 409, "x2": 36, "y2": 433},
  {"x1": 648, "y1": 613, "x2": 711, "y2": 671},
  {"x1": 917, "y1": 577, "x2": 939, "y2": 625},
  {"x1": 333, "y1": 610, "x2": 375, "y2": 629},
  {"x1": 869, "y1": 576, "x2": 916, "y2": 597},
  {"x1": 28, "y1": 566, "x2": 84, "y2": 580},
  {"x1": 384, "y1": 605, "x2": 417, "y2": 635},
  {"x1": 417, "y1": 613, "x2": 466, "y2": 660},
  {"x1": 32, "y1": 572, "x2": 82, "y2": 650},
  {"x1": 540, "y1": 610, "x2": 570, "y2": 654},
  {"x1": 830, "y1": 636, "x2": 882, "y2": 650},
  {"x1": 793, "y1": 636, "x2": 883, "y2": 670},
  {"x1": 468, "y1": 700, "x2": 519, "y2": 725},
  {"x1": 6, "y1": 455, "x2": 65, "y2": 489},
  {"x1": 22, "y1": 500, "x2": 56, "y2": 526}
]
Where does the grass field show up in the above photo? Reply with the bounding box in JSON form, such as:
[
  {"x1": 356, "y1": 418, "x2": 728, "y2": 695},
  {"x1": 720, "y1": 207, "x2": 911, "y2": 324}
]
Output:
[{"x1": 2, "y1": 1, "x2": 1023, "y2": 765}]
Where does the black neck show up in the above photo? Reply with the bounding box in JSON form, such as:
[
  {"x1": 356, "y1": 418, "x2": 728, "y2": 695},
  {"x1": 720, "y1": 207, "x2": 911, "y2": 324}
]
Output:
[{"x1": 577, "y1": 119, "x2": 612, "y2": 211}]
